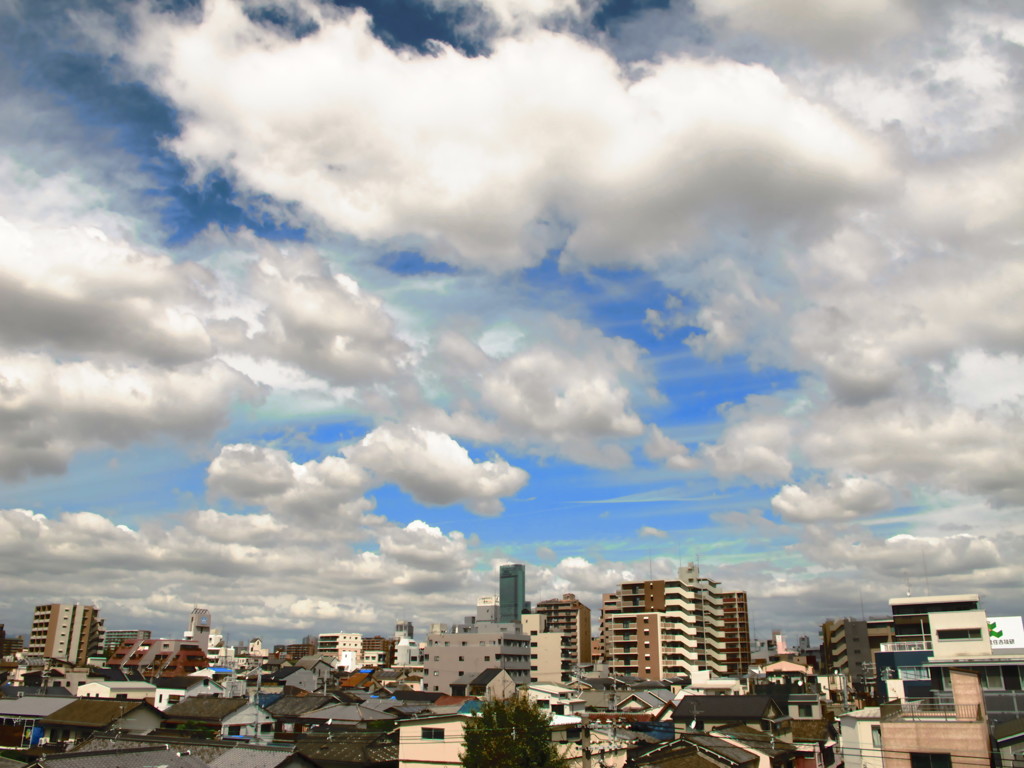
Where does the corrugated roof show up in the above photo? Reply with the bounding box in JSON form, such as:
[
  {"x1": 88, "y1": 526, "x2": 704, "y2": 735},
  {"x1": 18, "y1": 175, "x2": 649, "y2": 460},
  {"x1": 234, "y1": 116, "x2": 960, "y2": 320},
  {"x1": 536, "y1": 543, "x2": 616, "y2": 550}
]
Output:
[{"x1": 0, "y1": 695, "x2": 76, "y2": 718}]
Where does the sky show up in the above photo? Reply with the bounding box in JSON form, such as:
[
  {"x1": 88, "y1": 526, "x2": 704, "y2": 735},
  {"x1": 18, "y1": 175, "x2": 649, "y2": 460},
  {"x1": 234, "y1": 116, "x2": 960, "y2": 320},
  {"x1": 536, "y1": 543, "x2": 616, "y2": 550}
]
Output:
[{"x1": 1, "y1": 0, "x2": 1022, "y2": 649}]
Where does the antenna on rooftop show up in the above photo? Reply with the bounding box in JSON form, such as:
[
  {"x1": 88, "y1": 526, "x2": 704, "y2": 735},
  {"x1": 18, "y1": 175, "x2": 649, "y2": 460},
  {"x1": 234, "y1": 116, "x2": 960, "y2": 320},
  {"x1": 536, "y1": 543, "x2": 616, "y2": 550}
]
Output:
[
  {"x1": 859, "y1": 589, "x2": 865, "y2": 621},
  {"x1": 902, "y1": 569, "x2": 911, "y2": 597}
]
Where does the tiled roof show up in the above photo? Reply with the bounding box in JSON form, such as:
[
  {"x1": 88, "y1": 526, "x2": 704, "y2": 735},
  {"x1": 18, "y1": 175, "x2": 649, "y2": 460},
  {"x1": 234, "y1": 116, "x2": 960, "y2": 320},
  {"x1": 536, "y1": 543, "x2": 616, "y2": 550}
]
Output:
[
  {"x1": 40, "y1": 699, "x2": 153, "y2": 728},
  {"x1": 670, "y1": 696, "x2": 780, "y2": 721},
  {"x1": 208, "y1": 746, "x2": 314, "y2": 768},
  {"x1": 266, "y1": 695, "x2": 338, "y2": 717},
  {"x1": 296, "y1": 731, "x2": 399, "y2": 766},
  {"x1": 34, "y1": 747, "x2": 208, "y2": 768},
  {"x1": 162, "y1": 697, "x2": 250, "y2": 722}
]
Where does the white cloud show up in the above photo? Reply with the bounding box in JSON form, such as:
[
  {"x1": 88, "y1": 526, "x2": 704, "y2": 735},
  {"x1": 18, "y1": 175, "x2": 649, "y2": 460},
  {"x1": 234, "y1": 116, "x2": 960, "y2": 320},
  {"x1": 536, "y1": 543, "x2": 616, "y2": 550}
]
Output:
[
  {"x1": 0, "y1": 355, "x2": 260, "y2": 480},
  {"x1": 693, "y1": 0, "x2": 917, "y2": 56},
  {"x1": 638, "y1": 525, "x2": 668, "y2": 538},
  {"x1": 118, "y1": 0, "x2": 891, "y2": 270},
  {"x1": 645, "y1": 424, "x2": 698, "y2": 471},
  {"x1": 771, "y1": 477, "x2": 892, "y2": 522},
  {"x1": 345, "y1": 424, "x2": 529, "y2": 516}
]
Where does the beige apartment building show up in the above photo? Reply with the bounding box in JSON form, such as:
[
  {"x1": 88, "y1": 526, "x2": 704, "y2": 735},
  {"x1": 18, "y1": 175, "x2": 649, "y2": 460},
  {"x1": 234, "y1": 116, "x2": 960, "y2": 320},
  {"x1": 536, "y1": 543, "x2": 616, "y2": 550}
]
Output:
[
  {"x1": 28, "y1": 603, "x2": 104, "y2": 665},
  {"x1": 601, "y1": 562, "x2": 728, "y2": 680},
  {"x1": 536, "y1": 593, "x2": 592, "y2": 674}
]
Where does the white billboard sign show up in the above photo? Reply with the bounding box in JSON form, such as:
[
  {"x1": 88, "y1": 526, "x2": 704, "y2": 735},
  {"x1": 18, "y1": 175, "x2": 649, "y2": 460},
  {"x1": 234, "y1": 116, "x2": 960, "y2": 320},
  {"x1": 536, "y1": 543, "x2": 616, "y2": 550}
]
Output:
[{"x1": 988, "y1": 616, "x2": 1024, "y2": 650}]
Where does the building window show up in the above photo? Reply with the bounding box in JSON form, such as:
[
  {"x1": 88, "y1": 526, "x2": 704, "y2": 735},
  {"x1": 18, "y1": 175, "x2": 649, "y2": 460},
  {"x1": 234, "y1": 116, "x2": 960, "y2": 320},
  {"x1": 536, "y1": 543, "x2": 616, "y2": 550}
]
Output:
[
  {"x1": 936, "y1": 628, "x2": 981, "y2": 641},
  {"x1": 871, "y1": 726, "x2": 881, "y2": 748},
  {"x1": 422, "y1": 727, "x2": 445, "y2": 740},
  {"x1": 910, "y1": 755, "x2": 952, "y2": 768}
]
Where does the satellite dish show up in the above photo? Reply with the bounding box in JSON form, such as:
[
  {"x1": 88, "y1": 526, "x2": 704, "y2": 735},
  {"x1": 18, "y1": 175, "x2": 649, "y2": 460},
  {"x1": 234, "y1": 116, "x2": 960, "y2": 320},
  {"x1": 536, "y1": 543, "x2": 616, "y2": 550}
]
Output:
[{"x1": 327, "y1": 719, "x2": 333, "y2": 725}]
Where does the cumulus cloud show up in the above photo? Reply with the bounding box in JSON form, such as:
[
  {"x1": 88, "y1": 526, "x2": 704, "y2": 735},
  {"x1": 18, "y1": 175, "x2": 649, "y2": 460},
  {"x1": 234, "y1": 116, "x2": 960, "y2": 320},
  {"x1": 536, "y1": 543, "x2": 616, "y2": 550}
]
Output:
[
  {"x1": 645, "y1": 424, "x2": 698, "y2": 471},
  {"x1": 693, "y1": 0, "x2": 917, "y2": 55},
  {"x1": 638, "y1": 525, "x2": 668, "y2": 538},
  {"x1": 227, "y1": 251, "x2": 413, "y2": 387},
  {"x1": 346, "y1": 424, "x2": 529, "y2": 516},
  {"x1": 0, "y1": 213, "x2": 213, "y2": 365},
  {"x1": 0, "y1": 355, "x2": 260, "y2": 480},
  {"x1": 771, "y1": 477, "x2": 892, "y2": 522},
  {"x1": 428, "y1": 320, "x2": 649, "y2": 467},
  {"x1": 115, "y1": 0, "x2": 891, "y2": 270}
]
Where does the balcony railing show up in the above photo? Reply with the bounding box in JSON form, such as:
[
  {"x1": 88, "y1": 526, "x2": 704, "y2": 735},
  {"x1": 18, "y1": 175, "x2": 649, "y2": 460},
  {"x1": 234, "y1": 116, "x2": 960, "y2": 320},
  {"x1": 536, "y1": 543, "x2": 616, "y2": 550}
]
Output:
[
  {"x1": 879, "y1": 641, "x2": 932, "y2": 652},
  {"x1": 880, "y1": 699, "x2": 982, "y2": 722}
]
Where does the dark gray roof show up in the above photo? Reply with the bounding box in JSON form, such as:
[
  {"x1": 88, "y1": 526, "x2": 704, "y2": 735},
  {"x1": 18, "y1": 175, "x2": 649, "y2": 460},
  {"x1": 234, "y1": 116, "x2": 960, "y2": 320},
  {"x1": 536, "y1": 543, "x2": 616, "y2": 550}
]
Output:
[
  {"x1": 0, "y1": 695, "x2": 76, "y2": 718},
  {"x1": 162, "y1": 697, "x2": 251, "y2": 722},
  {"x1": 209, "y1": 746, "x2": 316, "y2": 768},
  {"x1": 34, "y1": 747, "x2": 208, "y2": 768},
  {"x1": 680, "y1": 734, "x2": 760, "y2": 766},
  {"x1": 296, "y1": 731, "x2": 399, "y2": 766},
  {"x1": 670, "y1": 696, "x2": 782, "y2": 722},
  {"x1": 266, "y1": 695, "x2": 338, "y2": 717},
  {"x1": 301, "y1": 703, "x2": 397, "y2": 723},
  {"x1": 153, "y1": 676, "x2": 218, "y2": 690}
]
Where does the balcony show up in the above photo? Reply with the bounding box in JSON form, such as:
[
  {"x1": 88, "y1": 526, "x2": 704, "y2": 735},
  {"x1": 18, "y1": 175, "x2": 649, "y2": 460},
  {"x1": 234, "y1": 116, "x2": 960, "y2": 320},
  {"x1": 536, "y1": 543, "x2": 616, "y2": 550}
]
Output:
[
  {"x1": 880, "y1": 699, "x2": 982, "y2": 722},
  {"x1": 880, "y1": 641, "x2": 932, "y2": 653}
]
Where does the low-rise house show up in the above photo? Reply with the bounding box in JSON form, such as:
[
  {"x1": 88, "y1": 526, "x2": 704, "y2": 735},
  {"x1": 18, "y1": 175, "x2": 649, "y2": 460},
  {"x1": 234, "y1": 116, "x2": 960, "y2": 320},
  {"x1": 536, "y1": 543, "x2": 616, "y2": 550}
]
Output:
[
  {"x1": 879, "y1": 669, "x2": 989, "y2": 768},
  {"x1": 262, "y1": 667, "x2": 319, "y2": 694},
  {"x1": 661, "y1": 695, "x2": 790, "y2": 738},
  {"x1": 27, "y1": 747, "x2": 208, "y2": 767},
  {"x1": 837, "y1": 707, "x2": 883, "y2": 768},
  {"x1": 76, "y1": 680, "x2": 156, "y2": 701},
  {"x1": 0, "y1": 695, "x2": 75, "y2": 748},
  {"x1": 449, "y1": 669, "x2": 516, "y2": 700},
  {"x1": 265, "y1": 694, "x2": 338, "y2": 739},
  {"x1": 397, "y1": 712, "x2": 469, "y2": 768},
  {"x1": 153, "y1": 676, "x2": 226, "y2": 710},
  {"x1": 162, "y1": 696, "x2": 274, "y2": 740},
  {"x1": 525, "y1": 683, "x2": 587, "y2": 716},
  {"x1": 38, "y1": 698, "x2": 163, "y2": 746},
  {"x1": 298, "y1": 701, "x2": 398, "y2": 729},
  {"x1": 295, "y1": 730, "x2": 399, "y2": 768}
]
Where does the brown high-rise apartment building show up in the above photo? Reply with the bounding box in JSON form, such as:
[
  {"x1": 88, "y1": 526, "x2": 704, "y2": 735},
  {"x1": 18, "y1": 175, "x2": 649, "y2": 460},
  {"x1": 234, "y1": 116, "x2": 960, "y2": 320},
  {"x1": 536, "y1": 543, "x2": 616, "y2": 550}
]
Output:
[
  {"x1": 600, "y1": 562, "x2": 731, "y2": 681},
  {"x1": 721, "y1": 591, "x2": 751, "y2": 678},
  {"x1": 536, "y1": 593, "x2": 592, "y2": 676},
  {"x1": 28, "y1": 604, "x2": 104, "y2": 665}
]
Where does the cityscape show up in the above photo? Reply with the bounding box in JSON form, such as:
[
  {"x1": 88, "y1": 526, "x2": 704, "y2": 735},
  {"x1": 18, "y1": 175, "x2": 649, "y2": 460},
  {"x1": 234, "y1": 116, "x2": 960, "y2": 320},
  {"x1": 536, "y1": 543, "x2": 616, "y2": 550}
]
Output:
[
  {"x1": 2, "y1": 0, "x2": 1023, "y2": 765},
  {"x1": 1, "y1": 562, "x2": 1022, "y2": 766}
]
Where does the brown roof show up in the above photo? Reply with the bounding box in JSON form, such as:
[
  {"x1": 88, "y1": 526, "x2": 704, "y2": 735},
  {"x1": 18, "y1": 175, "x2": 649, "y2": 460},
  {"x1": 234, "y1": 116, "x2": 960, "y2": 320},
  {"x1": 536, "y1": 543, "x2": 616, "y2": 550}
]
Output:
[{"x1": 40, "y1": 699, "x2": 156, "y2": 728}]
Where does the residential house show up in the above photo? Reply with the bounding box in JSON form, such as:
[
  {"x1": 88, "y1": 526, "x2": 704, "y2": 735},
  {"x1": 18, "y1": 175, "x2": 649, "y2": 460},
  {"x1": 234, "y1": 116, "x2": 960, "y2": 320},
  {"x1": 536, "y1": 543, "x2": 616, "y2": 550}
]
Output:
[
  {"x1": 879, "y1": 669, "x2": 989, "y2": 768},
  {"x1": 661, "y1": 695, "x2": 790, "y2": 738},
  {"x1": 0, "y1": 695, "x2": 75, "y2": 748},
  {"x1": 397, "y1": 712, "x2": 469, "y2": 768},
  {"x1": 75, "y1": 680, "x2": 156, "y2": 701},
  {"x1": 265, "y1": 694, "x2": 338, "y2": 740},
  {"x1": 38, "y1": 698, "x2": 163, "y2": 746},
  {"x1": 162, "y1": 696, "x2": 275, "y2": 740},
  {"x1": 153, "y1": 676, "x2": 225, "y2": 711},
  {"x1": 448, "y1": 668, "x2": 516, "y2": 700}
]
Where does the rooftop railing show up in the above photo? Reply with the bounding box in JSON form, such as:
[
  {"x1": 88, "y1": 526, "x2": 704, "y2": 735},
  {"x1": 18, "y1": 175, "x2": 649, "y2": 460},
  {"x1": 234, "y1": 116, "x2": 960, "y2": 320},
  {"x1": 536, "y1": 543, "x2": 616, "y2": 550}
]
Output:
[{"x1": 880, "y1": 699, "x2": 981, "y2": 722}]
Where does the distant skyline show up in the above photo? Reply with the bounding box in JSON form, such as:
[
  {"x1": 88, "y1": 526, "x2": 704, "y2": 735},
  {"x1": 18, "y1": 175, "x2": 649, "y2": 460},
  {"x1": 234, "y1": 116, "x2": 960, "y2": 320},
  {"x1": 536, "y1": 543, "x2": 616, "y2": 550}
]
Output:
[{"x1": 1, "y1": 0, "x2": 1022, "y2": 647}]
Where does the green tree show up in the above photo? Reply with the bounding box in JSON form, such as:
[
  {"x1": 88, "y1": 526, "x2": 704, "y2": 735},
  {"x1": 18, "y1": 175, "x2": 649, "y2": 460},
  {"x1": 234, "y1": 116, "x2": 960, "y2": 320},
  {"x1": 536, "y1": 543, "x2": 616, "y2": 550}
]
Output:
[{"x1": 460, "y1": 694, "x2": 570, "y2": 768}]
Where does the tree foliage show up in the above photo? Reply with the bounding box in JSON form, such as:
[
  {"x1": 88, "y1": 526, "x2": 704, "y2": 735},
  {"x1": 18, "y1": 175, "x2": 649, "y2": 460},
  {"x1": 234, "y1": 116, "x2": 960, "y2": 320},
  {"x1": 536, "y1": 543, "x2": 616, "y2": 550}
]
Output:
[{"x1": 460, "y1": 693, "x2": 570, "y2": 768}]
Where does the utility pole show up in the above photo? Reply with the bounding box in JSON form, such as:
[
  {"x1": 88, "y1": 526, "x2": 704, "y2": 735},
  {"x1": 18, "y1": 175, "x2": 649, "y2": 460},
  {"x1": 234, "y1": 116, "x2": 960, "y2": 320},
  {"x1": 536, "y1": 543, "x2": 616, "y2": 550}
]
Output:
[{"x1": 581, "y1": 720, "x2": 591, "y2": 768}]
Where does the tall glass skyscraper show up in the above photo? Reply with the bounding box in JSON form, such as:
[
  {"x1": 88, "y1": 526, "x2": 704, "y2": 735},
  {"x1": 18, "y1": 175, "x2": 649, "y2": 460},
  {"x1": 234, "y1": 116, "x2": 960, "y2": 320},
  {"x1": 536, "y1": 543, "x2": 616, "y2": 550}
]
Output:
[{"x1": 499, "y1": 563, "x2": 526, "y2": 624}]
